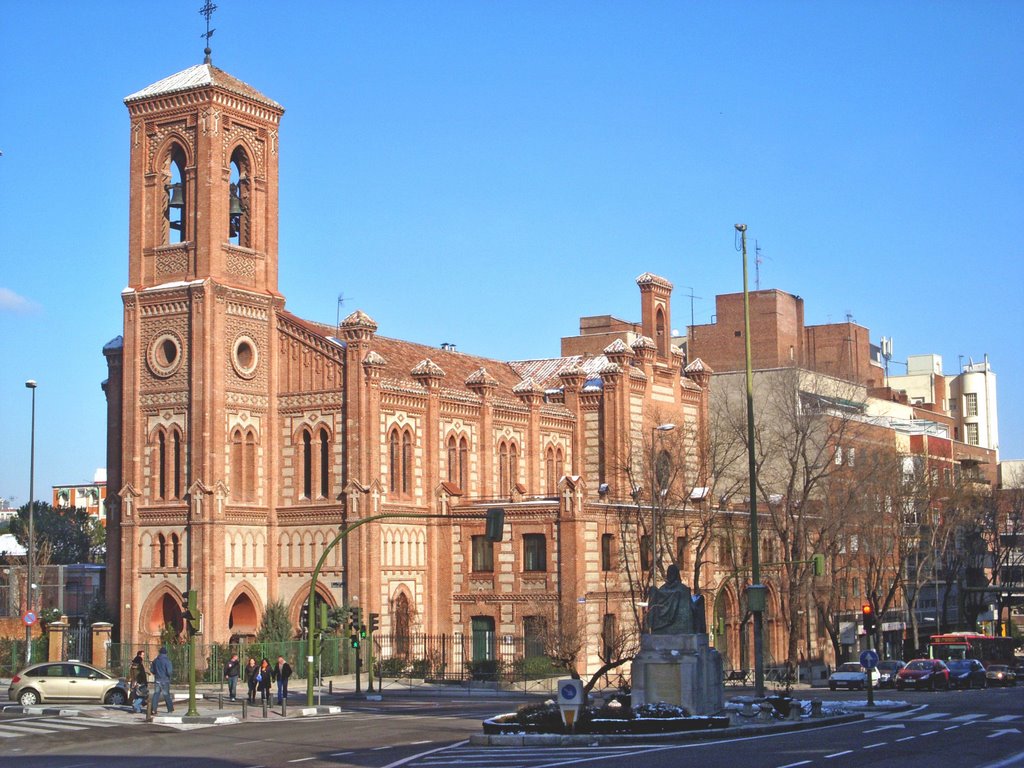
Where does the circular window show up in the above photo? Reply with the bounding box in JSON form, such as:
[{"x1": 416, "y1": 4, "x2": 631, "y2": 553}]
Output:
[
  {"x1": 232, "y1": 335, "x2": 259, "y2": 379},
  {"x1": 148, "y1": 332, "x2": 183, "y2": 377}
]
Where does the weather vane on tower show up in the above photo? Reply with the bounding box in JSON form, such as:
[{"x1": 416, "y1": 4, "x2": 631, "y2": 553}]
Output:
[{"x1": 200, "y1": 1, "x2": 217, "y2": 64}]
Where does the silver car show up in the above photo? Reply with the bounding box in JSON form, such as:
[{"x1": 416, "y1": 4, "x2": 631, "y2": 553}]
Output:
[{"x1": 8, "y1": 661, "x2": 129, "y2": 706}]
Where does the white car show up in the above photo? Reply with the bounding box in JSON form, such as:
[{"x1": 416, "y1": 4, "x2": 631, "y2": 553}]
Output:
[{"x1": 829, "y1": 662, "x2": 881, "y2": 690}]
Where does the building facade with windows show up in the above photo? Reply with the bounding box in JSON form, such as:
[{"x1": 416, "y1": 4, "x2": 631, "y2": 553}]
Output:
[{"x1": 102, "y1": 59, "x2": 723, "y2": 674}]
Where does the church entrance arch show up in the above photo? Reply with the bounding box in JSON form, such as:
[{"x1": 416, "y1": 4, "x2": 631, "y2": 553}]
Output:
[
  {"x1": 145, "y1": 590, "x2": 184, "y2": 639},
  {"x1": 228, "y1": 591, "x2": 260, "y2": 641}
]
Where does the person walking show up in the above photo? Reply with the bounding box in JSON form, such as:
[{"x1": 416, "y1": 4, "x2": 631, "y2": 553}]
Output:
[
  {"x1": 224, "y1": 653, "x2": 241, "y2": 702},
  {"x1": 129, "y1": 650, "x2": 149, "y2": 713},
  {"x1": 244, "y1": 657, "x2": 258, "y2": 704},
  {"x1": 256, "y1": 658, "x2": 273, "y2": 704},
  {"x1": 150, "y1": 646, "x2": 174, "y2": 714},
  {"x1": 274, "y1": 656, "x2": 293, "y2": 704}
]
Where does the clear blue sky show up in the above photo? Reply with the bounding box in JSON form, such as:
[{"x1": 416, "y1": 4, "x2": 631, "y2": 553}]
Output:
[{"x1": 2, "y1": 1, "x2": 1021, "y2": 505}]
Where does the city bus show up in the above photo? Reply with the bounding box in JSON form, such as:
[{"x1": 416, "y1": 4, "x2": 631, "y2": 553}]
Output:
[{"x1": 929, "y1": 632, "x2": 1015, "y2": 667}]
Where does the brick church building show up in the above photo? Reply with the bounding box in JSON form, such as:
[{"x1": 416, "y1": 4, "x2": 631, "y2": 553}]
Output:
[{"x1": 101, "y1": 57, "x2": 721, "y2": 675}]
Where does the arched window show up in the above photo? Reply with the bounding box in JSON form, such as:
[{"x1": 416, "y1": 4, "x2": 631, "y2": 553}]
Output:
[
  {"x1": 170, "y1": 429, "x2": 182, "y2": 500},
  {"x1": 498, "y1": 443, "x2": 508, "y2": 494},
  {"x1": 656, "y1": 307, "x2": 668, "y2": 357},
  {"x1": 402, "y1": 431, "x2": 413, "y2": 494},
  {"x1": 157, "y1": 534, "x2": 167, "y2": 568},
  {"x1": 447, "y1": 436, "x2": 457, "y2": 484},
  {"x1": 228, "y1": 147, "x2": 250, "y2": 247},
  {"x1": 302, "y1": 430, "x2": 313, "y2": 499},
  {"x1": 655, "y1": 449, "x2": 672, "y2": 496},
  {"x1": 319, "y1": 428, "x2": 330, "y2": 498},
  {"x1": 231, "y1": 427, "x2": 257, "y2": 502},
  {"x1": 389, "y1": 430, "x2": 400, "y2": 493},
  {"x1": 165, "y1": 146, "x2": 186, "y2": 244},
  {"x1": 545, "y1": 448, "x2": 555, "y2": 494},
  {"x1": 170, "y1": 533, "x2": 180, "y2": 568},
  {"x1": 458, "y1": 436, "x2": 468, "y2": 490},
  {"x1": 509, "y1": 443, "x2": 518, "y2": 489},
  {"x1": 155, "y1": 431, "x2": 166, "y2": 500}
]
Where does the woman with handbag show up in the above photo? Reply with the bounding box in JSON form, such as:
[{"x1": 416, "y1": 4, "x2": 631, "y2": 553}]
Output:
[{"x1": 256, "y1": 657, "x2": 273, "y2": 703}]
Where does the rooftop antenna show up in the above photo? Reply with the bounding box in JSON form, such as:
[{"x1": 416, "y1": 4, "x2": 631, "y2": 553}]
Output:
[
  {"x1": 683, "y1": 287, "x2": 702, "y2": 331},
  {"x1": 880, "y1": 336, "x2": 893, "y2": 379},
  {"x1": 199, "y1": 1, "x2": 217, "y2": 64},
  {"x1": 336, "y1": 293, "x2": 354, "y2": 331},
  {"x1": 754, "y1": 241, "x2": 764, "y2": 290}
]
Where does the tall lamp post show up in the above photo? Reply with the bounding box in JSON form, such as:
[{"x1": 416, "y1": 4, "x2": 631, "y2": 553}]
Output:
[
  {"x1": 735, "y1": 224, "x2": 766, "y2": 697},
  {"x1": 650, "y1": 423, "x2": 676, "y2": 587},
  {"x1": 25, "y1": 380, "x2": 37, "y2": 665}
]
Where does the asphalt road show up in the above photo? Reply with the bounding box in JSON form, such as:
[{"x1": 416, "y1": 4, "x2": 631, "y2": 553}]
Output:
[{"x1": 0, "y1": 687, "x2": 1021, "y2": 768}]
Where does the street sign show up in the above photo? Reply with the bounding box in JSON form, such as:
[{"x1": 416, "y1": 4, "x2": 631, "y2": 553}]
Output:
[
  {"x1": 22, "y1": 611, "x2": 36, "y2": 626},
  {"x1": 556, "y1": 678, "x2": 583, "y2": 730},
  {"x1": 860, "y1": 649, "x2": 879, "y2": 669}
]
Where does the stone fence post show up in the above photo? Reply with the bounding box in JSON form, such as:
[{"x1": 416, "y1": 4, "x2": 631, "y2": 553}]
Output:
[
  {"x1": 48, "y1": 620, "x2": 68, "y2": 662},
  {"x1": 91, "y1": 622, "x2": 113, "y2": 670}
]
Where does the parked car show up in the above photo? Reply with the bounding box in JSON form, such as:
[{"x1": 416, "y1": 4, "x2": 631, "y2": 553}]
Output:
[
  {"x1": 876, "y1": 660, "x2": 906, "y2": 688},
  {"x1": 1012, "y1": 658, "x2": 1024, "y2": 678},
  {"x1": 8, "y1": 661, "x2": 129, "y2": 706},
  {"x1": 947, "y1": 659, "x2": 987, "y2": 689},
  {"x1": 985, "y1": 664, "x2": 1017, "y2": 687},
  {"x1": 895, "y1": 659, "x2": 950, "y2": 691},
  {"x1": 829, "y1": 662, "x2": 881, "y2": 691}
]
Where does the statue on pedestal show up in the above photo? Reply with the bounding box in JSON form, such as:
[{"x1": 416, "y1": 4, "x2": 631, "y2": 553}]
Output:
[{"x1": 647, "y1": 564, "x2": 694, "y2": 635}]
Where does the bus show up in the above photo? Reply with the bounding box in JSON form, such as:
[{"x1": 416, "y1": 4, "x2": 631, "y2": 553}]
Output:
[{"x1": 929, "y1": 632, "x2": 1015, "y2": 668}]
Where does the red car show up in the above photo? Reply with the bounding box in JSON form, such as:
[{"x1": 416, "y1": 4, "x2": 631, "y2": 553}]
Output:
[{"x1": 896, "y1": 659, "x2": 951, "y2": 691}]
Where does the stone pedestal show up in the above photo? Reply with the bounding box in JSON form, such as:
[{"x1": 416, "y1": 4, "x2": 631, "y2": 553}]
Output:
[
  {"x1": 48, "y1": 621, "x2": 68, "y2": 662},
  {"x1": 92, "y1": 622, "x2": 113, "y2": 670},
  {"x1": 630, "y1": 633, "x2": 724, "y2": 715}
]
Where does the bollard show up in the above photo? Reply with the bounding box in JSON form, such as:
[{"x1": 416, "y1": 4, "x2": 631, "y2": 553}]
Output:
[
  {"x1": 241, "y1": 700, "x2": 248, "y2": 719},
  {"x1": 218, "y1": 694, "x2": 223, "y2": 710},
  {"x1": 282, "y1": 698, "x2": 288, "y2": 717},
  {"x1": 329, "y1": 680, "x2": 333, "y2": 695},
  {"x1": 262, "y1": 698, "x2": 268, "y2": 718},
  {"x1": 811, "y1": 700, "x2": 823, "y2": 718},
  {"x1": 788, "y1": 704, "x2": 802, "y2": 721}
]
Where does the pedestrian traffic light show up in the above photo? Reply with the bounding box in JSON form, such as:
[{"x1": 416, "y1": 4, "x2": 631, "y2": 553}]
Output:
[
  {"x1": 350, "y1": 635, "x2": 360, "y2": 650},
  {"x1": 369, "y1": 612, "x2": 380, "y2": 634},
  {"x1": 486, "y1": 507, "x2": 505, "y2": 542},
  {"x1": 300, "y1": 604, "x2": 309, "y2": 631},
  {"x1": 359, "y1": 623, "x2": 367, "y2": 639},
  {"x1": 862, "y1": 603, "x2": 876, "y2": 634}
]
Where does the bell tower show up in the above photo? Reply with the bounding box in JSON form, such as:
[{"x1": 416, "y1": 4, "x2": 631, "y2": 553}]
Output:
[
  {"x1": 109, "y1": 60, "x2": 286, "y2": 645},
  {"x1": 124, "y1": 64, "x2": 284, "y2": 293}
]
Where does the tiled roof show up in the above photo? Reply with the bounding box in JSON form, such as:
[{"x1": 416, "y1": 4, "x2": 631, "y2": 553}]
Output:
[
  {"x1": 635, "y1": 272, "x2": 674, "y2": 290},
  {"x1": 124, "y1": 64, "x2": 283, "y2": 110},
  {"x1": 508, "y1": 356, "x2": 609, "y2": 388}
]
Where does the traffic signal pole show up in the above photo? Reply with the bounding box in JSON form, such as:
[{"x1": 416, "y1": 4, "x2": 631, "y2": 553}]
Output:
[{"x1": 304, "y1": 509, "x2": 506, "y2": 706}]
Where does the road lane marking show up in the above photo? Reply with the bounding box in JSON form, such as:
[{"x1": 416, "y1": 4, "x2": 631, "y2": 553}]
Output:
[
  {"x1": 409, "y1": 740, "x2": 432, "y2": 744},
  {"x1": 912, "y1": 713, "x2": 947, "y2": 721},
  {"x1": 989, "y1": 715, "x2": 1021, "y2": 722},
  {"x1": 329, "y1": 753, "x2": 353, "y2": 757},
  {"x1": 864, "y1": 743, "x2": 886, "y2": 749},
  {"x1": 952, "y1": 713, "x2": 985, "y2": 721},
  {"x1": 825, "y1": 751, "x2": 853, "y2": 758},
  {"x1": 944, "y1": 725, "x2": 961, "y2": 730},
  {"x1": 382, "y1": 740, "x2": 469, "y2": 768},
  {"x1": 921, "y1": 730, "x2": 939, "y2": 736},
  {"x1": 864, "y1": 724, "x2": 904, "y2": 733},
  {"x1": 777, "y1": 762, "x2": 811, "y2": 768},
  {"x1": 287, "y1": 759, "x2": 314, "y2": 764},
  {"x1": 896, "y1": 736, "x2": 916, "y2": 742}
]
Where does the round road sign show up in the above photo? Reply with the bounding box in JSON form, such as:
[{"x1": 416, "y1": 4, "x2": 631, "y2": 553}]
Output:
[
  {"x1": 859, "y1": 649, "x2": 879, "y2": 669},
  {"x1": 22, "y1": 611, "x2": 37, "y2": 626}
]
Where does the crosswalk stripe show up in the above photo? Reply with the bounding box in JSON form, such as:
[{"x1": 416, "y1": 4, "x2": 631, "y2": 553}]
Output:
[
  {"x1": 988, "y1": 715, "x2": 1021, "y2": 722},
  {"x1": 911, "y1": 712, "x2": 948, "y2": 720},
  {"x1": 952, "y1": 714, "x2": 986, "y2": 721}
]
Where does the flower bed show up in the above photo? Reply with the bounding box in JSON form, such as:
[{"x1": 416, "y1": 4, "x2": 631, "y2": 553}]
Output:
[{"x1": 483, "y1": 701, "x2": 729, "y2": 735}]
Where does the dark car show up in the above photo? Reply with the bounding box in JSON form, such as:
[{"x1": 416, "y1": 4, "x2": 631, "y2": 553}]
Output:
[
  {"x1": 877, "y1": 660, "x2": 906, "y2": 688},
  {"x1": 947, "y1": 659, "x2": 987, "y2": 689},
  {"x1": 895, "y1": 658, "x2": 950, "y2": 691},
  {"x1": 986, "y1": 664, "x2": 1017, "y2": 687}
]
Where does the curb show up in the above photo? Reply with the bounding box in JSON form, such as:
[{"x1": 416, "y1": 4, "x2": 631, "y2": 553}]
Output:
[
  {"x1": 469, "y1": 713, "x2": 865, "y2": 746},
  {"x1": 298, "y1": 706, "x2": 342, "y2": 716},
  {"x1": 152, "y1": 714, "x2": 240, "y2": 725},
  {"x1": 1, "y1": 705, "x2": 81, "y2": 716}
]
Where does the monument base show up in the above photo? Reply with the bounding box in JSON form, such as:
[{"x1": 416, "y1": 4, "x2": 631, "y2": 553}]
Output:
[{"x1": 629, "y1": 633, "x2": 724, "y2": 715}]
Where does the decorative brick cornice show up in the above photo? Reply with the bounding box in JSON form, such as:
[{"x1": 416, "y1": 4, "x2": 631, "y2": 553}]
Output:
[{"x1": 635, "y1": 272, "x2": 673, "y2": 291}]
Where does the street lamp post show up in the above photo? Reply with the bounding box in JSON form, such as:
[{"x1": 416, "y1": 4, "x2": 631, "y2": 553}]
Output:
[
  {"x1": 735, "y1": 224, "x2": 766, "y2": 698},
  {"x1": 650, "y1": 423, "x2": 676, "y2": 587},
  {"x1": 25, "y1": 380, "x2": 37, "y2": 665}
]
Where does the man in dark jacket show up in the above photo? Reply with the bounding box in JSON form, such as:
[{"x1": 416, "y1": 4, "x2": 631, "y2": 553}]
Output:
[
  {"x1": 150, "y1": 646, "x2": 174, "y2": 713},
  {"x1": 129, "y1": 650, "x2": 148, "y2": 713},
  {"x1": 274, "y1": 656, "x2": 293, "y2": 704},
  {"x1": 224, "y1": 653, "x2": 240, "y2": 702}
]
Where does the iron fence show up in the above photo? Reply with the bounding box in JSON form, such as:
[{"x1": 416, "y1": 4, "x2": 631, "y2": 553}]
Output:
[
  {"x1": 0, "y1": 638, "x2": 48, "y2": 677},
  {"x1": 372, "y1": 633, "x2": 559, "y2": 684}
]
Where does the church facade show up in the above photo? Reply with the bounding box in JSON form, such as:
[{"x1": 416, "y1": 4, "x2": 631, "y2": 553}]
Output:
[{"x1": 103, "y1": 60, "x2": 766, "y2": 676}]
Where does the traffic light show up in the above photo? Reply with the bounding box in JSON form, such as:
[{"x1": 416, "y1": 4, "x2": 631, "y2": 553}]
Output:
[
  {"x1": 862, "y1": 603, "x2": 876, "y2": 634},
  {"x1": 486, "y1": 507, "x2": 505, "y2": 542},
  {"x1": 300, "y1": 604, "x2": 309, "y2": 631},
  {"x1": 350, "y1": 634, "x2": 360, "y2": 650},
  {"x1": 349, "y1": 607, "x2": 361, "y2": 648},
  {"x1": 319, "y1": 603, "x2": 329, "y2": 635},
  {"x1": 359, "y1": 623, "x2": 367, "y2": 639},
  {"x1": 182, "y1": 590, "x2": 201, "y2": 635},
  {"x1": 812, "y1": 553, "x2": 826, "y2": 577},
  {"x1": 369, "y1": 612, "x2": 380, "y2": 634}
]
